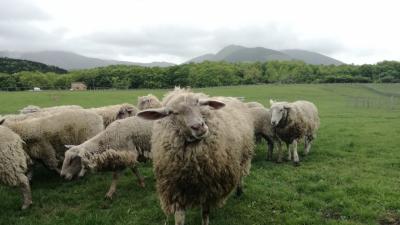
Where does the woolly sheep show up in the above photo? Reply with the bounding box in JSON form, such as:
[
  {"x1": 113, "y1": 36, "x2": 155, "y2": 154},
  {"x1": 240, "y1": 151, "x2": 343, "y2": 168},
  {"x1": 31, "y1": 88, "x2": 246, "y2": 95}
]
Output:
[
  {"x1": 89, "y1": 103, "x2": 138, "y2": 127},
  {"x1": 246, "y1": 101, "x2": 264, "y2": 108},
  {"x1": 269, "y1": 100, "x2": 320, "y2": 165},
  {"x1": 0, "y1": 125, "x2": 33, "y2": 210},
  {"x1": 137, "y1": 88, "x2": 254, "y2": 225},
  {"x1": 61, "y1": 116, "x2": 153, "y2": 199},
  {"x1": 137, "y1": 94, "x2": 162, "y2": 110},
  {"x1": 19, "y1": 105, "x2": 83, "y2": 114},
  {"x1": 0, "y1": 109, "x2": 104, "y2": 173},
  {"x1": 249, "y1": 106, "x2": 277, "y2": 160}
]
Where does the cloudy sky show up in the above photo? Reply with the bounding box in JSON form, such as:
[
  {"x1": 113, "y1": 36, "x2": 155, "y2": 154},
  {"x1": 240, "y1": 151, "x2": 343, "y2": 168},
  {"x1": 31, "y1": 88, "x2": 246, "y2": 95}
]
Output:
[{"x1": 0, "y1": 0, "x2": 399, "y2": 64}]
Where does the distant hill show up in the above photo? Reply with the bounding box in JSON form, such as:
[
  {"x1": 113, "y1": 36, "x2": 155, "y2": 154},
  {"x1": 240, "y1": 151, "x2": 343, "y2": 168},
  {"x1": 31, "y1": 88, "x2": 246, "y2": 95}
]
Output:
[
  {"x1": 187, "y1": 45, "x2": 343, "y2": 65},
  {"x1": 0, "y1": 51, "x2": 175, "y2": 70},
  {"x1": 0, "y1": 57, "x2": 67, "y2": 74}
]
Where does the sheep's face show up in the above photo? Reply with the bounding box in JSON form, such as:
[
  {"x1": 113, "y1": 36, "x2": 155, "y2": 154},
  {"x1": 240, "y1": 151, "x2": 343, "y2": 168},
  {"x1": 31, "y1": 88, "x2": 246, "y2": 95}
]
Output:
[
  {"x1": 61, "y1": 146, "x2": 86, "y2": 180},
  {"x1": 137, "y1": 95, "x2": 225, "y2": 142},
  {"x1": 270, "y1": 103, "x2": 290, "y2": 127},
  {"x1": 137, "y1": 95, "x2": 161, "y2": 110},
  {"x1": 117, "y1": 105, "x2": 136, "y2": 119}
]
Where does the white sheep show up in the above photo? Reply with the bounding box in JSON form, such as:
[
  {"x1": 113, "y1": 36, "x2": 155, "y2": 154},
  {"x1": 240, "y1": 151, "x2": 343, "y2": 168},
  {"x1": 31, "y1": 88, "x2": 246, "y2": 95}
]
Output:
[
  {"x1": 137, "y1": 88, "x2": 254, "y2": 225},
  {"x1": 137, "y1": 94, "x2": 162, "y2": 110},
  {"x1": 88, "y1": 103, "x2": 138, "y2": 127},
  {"x1": 0, "y1": 109, "x2": 104, "y2": 173},
  {"x1": 269, "y1": 100, "x2": 320, "y2": 165},
  {"x1": 19, "y1": 105, "x2": 83, "y2": 114},
  {"x1": 0, "y1": 125, "x2": 33, "y2": 210},
  {"x1": 249, "y1": 106, "x2": 277, "y2": 160},
  {"x1": 246, "y1": 101, "x2": 264, "y2": 108},
  {"x1": 60, "y1": 116, "x2": 153, "y2": 199}
]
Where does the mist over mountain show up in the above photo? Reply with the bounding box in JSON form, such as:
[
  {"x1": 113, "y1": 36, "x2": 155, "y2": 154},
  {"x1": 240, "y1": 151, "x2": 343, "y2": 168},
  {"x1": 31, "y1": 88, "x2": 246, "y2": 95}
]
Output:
[
  {"x1": 188, "y1": 45, "x2": 343, "y2": 65},
  {"x1": 0, "y1": 51, "x2": 175, "y2": 70}
]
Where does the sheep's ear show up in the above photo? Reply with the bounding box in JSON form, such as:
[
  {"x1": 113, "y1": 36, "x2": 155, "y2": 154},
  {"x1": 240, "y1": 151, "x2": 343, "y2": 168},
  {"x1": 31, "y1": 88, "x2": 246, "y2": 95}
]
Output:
[
  {"x1": 65, "y1": 145, "x2": 75, "y2": 149},
  {"x1": 269, "y1": 99, "x2": 275, "y2": 106},
  {"x1": 200, "y1": 100, "x2": 225, "y2": 109},
  {"x1": 283, "y1": 105, "x2": 291, "y2": 111},
  {"x1": 137, "y1": 108, "x2": 171, "y2": 120},
  {"x1": 0, "y1": 118, "x2": 5, "y2": 125}
]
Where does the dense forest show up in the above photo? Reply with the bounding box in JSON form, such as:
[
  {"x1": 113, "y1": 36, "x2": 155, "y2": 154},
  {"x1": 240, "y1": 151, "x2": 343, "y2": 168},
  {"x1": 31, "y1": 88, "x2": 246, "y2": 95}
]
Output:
[
  {"x1": 0, "y1": 59, "x2": 399, "y2": 91},
  {"x1": 0, "y1": 57, "x2": 67, "y2": 75}
]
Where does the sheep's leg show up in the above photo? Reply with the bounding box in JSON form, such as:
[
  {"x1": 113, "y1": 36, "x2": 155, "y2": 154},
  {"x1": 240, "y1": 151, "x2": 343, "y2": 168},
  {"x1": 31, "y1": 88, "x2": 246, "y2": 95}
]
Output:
[
  {"x1": 236, "y1": 178, "x2": 243, "y2": 197},
  {"x1": 19, "y1": 175, "x2": 32, "y2": 210},
  {"x1": 38, "y1": 142, "x2": 60, "y2": 174},
  {"x1": 174, "y1": 208, "x2": 185, "y2": 225},
  {"x1": 105, "y1": 171, "x2": 119, "y2": 200},
  {"x1": 201, "y1": 204, "x2": 210, "y2": 225},
  {"x1": 276, "y1": 141, "x2": 283, "y2": 163},
  {"x1": 131, "y1": 166, "x2": 145, "y2": 188},
  {"x1": 292, "y1": 140, "x2": 300, "y2": 166},
  {"x1": 304, "y1": 136, "x2": 313, "y2": 155},
  {"x1": 265, "y1": 136, "x2": 274, "y2": 161},
  {"x1": 287, "y1": 143, "x2": 292, "y2": 161}
]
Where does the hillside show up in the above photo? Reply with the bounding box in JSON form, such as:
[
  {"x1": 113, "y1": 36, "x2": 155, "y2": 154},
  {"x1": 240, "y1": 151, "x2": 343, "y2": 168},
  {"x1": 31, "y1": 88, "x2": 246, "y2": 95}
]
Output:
[
  {"x1": 0, "y1": 57, "x2": 67, "y2": 74},
  {"x1": 0, "y1": 51, "x2": 175, "y2": 70},
  {"x1": 188, "y1": 45, "x2": 343, "y2": 65}
]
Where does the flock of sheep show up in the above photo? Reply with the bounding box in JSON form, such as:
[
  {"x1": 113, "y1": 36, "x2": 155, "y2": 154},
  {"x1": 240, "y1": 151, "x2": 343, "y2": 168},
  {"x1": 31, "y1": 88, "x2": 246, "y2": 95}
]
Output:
[{"x1": 0, "y1": 87, "x2": 319, "y2": 225}]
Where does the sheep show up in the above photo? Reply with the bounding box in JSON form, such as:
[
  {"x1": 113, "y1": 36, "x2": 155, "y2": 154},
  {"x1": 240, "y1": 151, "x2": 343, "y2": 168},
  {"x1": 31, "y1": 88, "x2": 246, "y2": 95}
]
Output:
[
  {"x1": 0, "y1": 126, "x2": 33, "y2": 210},
  {"x1": 246, "y1": 101, "x2": 264, "y2": 108},
  {"x1": 249, "y1": 106, "x2": 277, "y2": 161},
  {"x1": 60, "y1": 116, "x2": 153, "y2": 199},
  {"x1": 0, "y1": 109, "x2": 104, "y2": 174},
  {"x1": 19, "y1": 105, "x2": 83, "y2": 114},
  {"x1": 137, "y1": 88, "x2": 254, "y2": 225},
  {"x1": 137, "y1": 94, "x2": 162, "y2": 110},
  {"x1": 269, "y1": 100, "x2": 320, "y2": 166},
  {"x1": 88, "y1": 103, "x2": 138, "y2": 127}
]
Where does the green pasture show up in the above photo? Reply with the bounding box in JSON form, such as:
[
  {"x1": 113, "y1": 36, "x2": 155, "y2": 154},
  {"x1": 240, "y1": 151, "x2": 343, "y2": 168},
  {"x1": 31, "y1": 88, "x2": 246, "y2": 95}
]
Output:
[{"x1": 0, "y1": 84, "x2": 399, "y2": 225}]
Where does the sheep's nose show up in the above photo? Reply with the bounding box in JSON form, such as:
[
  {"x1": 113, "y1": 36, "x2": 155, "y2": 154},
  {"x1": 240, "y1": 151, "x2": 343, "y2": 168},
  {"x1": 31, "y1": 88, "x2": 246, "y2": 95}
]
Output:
[
  {"x1": 271, "y1": 121, "x2": 276, "y2": 126},
  {"x1": 190, "y1": 122, "x2": 204, "y2": 131}
]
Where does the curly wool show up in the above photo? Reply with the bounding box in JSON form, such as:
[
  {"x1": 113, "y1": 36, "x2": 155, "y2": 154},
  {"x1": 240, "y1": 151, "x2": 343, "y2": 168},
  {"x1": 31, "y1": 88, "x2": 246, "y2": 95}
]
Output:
[
  {"x1": 73, "y1": 116, "x2": 153, "y2": 171},
  {"x1": 0, "y1": 126, "x2": 32, "y2": 186},
  {"x1": 274, "y1": 101, "x2": 320, "y2": 144},
  {"x1": 19, "y1": 105, "x2": 83, "y2": 114},
  {"x1": 2, "y1": 109, "x2": 104, "y2": 172},
  {"x1": 151, "y1": 90, "x2": 254, "y2": 214},
  {"x1": 89, "y1": 103, "x2": 138, "y2": 127},
  {"x1": 246, "y1": 101, "x2": 264, "y2": 108}
]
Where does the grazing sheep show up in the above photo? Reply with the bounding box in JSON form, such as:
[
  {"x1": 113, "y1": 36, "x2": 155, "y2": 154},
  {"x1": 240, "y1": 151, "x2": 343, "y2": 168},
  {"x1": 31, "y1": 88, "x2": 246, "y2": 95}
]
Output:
[
  {"x1": 137, "y1": 88, "x2": 254, "y2": 225},
  {"x1": 0, "y1": 126, "x2": 33, "y2": 210},
  {"x1": 19, "y1": 105, "x2": 83, "y2": 114},
  {"x1": 60, "y1": 115, "x2": 153, "y2": 199},
  {"x1": 249, "y1": 106, "x2": 277, "y2": 160},
  {"x1": 246, "y1": 101, "x2": 264, "y2": 108},
  {"x1": 89, "y1": 103, "x2": 137, "y2": 127},
  {"x1": 269, "y1": 100, "x2": 320, "y2": 165},
  {"x1": 137, "y1": 94, "x2": 162, "y2": 110},
  {"x1": 0, "y1": 109, "x2": 104, "y2": 173}
]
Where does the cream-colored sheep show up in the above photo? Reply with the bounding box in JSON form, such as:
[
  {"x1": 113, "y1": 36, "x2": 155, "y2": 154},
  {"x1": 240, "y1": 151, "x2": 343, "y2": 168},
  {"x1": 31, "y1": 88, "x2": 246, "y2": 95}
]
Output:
[
  {"x1": 88, "y1": 103, "x2": 137, "y2": 127},
  {"x1": 0, "y1": 109, "x2": 104, "y2": 173},
  {"x1": 138, "y1": 88, "x2": 254, "y2": 225},
  {"x1": 61, "y1": 116, "x2": 153, "y2": 199},
  {"x1": 137, "y1": 94, "x2": 162, "y2": 110},
  {"x1": 0, "y1": 125, "x2": 33, "y2": 210},
  {"x1": 19, "y1": 105, "x2": 83, "y2": 114},
  {"x1": 270, "y1": 100, "x2": 320, "y2": 165},
  {"x1": 246, "y1": 101, "x2": 264, "y2": 108},
  {"x1": 249, "y1": 106, "x2": 277, "y2": 160}
]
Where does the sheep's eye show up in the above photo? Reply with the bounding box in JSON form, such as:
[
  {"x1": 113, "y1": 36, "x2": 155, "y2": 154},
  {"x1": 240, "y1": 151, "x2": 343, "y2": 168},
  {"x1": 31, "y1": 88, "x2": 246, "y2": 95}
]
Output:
[
  {"x1": 280, "y1": 109, "x2": 284, "y2": 112},
  {"x1": 172, "y1": 111, "x2": 179, "y2": 115}
]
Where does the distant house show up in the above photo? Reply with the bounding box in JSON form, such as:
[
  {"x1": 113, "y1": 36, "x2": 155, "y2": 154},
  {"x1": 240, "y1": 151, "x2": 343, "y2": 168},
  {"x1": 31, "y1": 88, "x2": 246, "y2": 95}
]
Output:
[{"x1": 70, "y1": 82, "x2": 87, "y2": 91}]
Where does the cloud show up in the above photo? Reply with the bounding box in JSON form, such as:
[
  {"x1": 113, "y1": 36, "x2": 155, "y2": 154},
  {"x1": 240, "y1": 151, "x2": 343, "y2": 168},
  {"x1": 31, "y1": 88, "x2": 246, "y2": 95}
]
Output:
[{"x1": 0, "y1": 0, "x2": 50, "y2": 22}]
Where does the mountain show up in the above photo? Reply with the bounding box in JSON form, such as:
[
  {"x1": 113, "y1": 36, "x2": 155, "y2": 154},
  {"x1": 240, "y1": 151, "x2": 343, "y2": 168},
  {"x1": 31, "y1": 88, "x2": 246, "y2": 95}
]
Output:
[
  {"x1": 0, "y1": 51, "x2": 175, "y2": 70},
  {"x1": 0, "y1": 57, "x2": 67, "y2": 74},
  {"x1": 281, "y1": 49, "x2": 343, "y2": 65},
  {"x1": 187, "y1": 45, "x2": 343, "y2": 65}
]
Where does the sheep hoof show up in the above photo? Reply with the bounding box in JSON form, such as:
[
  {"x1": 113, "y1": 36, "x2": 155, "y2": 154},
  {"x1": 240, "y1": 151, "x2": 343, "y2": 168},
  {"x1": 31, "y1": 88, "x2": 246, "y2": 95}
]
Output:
[
  {"x1": 21, "y1": 202, "x2": 32, "y2": 210},
  {"x1": 293, "y1": 161, "x2": 300, "y2": 167},
  {"x1": 104, "y1": 193, "x2": 114, "y2": 200},
  {"x1": 138, "y1": 180, "x2": 146, "y2": 188},
  {"x1": 236, "y1": 187, "x2": 243, "y2": 197}
]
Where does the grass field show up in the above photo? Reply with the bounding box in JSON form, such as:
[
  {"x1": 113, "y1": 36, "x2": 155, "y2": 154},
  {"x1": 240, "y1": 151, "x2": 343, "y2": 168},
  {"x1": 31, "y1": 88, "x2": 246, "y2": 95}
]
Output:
[{"x1": 0, "y1": 84, "x2": 400, "y2": 225}]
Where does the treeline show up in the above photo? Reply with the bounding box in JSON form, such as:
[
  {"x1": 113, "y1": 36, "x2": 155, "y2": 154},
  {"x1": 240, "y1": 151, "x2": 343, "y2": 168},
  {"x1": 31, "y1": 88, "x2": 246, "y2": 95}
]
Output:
[
  {"x1": 1, "y1": 60, "x2": 400, "y2": 91},
  {"x1": 0, "y1": 57, "x2": 67, "y2": 74}
]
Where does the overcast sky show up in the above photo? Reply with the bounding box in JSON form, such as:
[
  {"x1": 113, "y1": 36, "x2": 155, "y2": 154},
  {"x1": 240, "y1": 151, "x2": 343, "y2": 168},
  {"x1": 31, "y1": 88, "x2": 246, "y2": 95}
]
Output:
[{"x1": 0, "y1": 0, "x2": 399, "y2": 64}]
